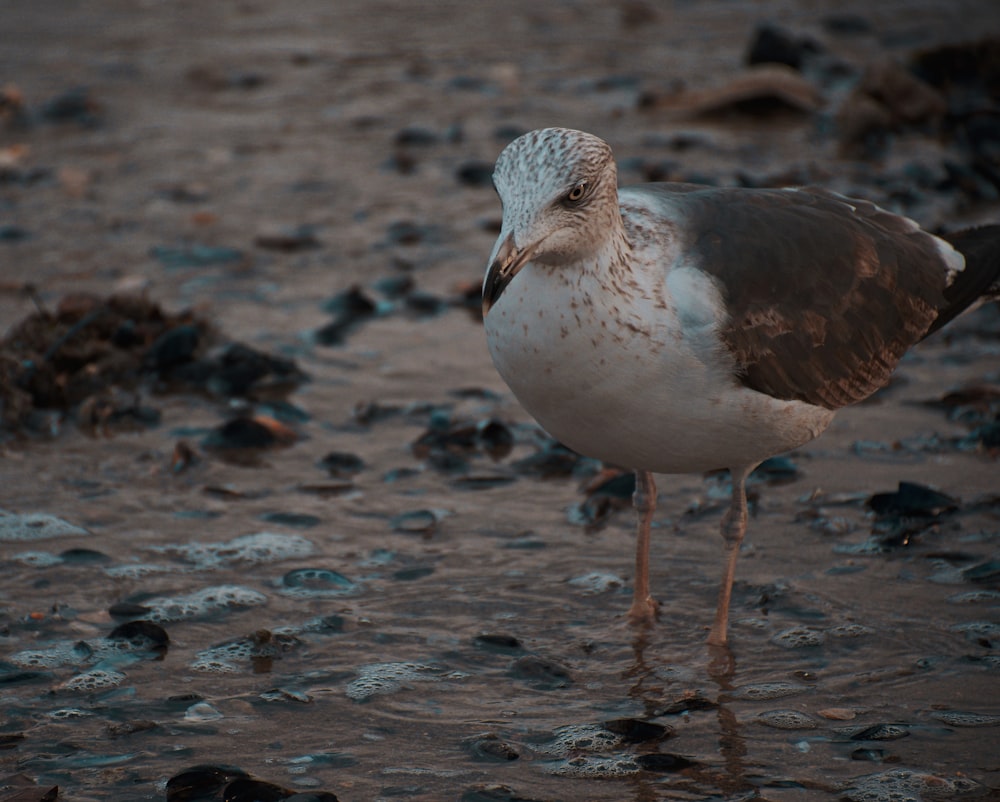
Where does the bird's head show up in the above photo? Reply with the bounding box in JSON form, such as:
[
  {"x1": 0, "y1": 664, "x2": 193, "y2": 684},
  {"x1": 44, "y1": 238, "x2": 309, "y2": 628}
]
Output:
[{"x1": 482, "y1": 128, "x2": 619, "y2": 317}]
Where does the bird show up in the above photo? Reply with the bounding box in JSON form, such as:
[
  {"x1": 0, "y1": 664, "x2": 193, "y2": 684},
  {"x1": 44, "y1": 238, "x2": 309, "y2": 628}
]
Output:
[{"x1": 480, "y1": 127, "x2": 1000, "y2": 646}]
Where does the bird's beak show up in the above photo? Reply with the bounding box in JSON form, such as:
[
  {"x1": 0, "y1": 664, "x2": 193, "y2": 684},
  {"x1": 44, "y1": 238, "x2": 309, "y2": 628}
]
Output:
[{"x1": 482, "y1": 233, "x2": 534, "y2": 318}]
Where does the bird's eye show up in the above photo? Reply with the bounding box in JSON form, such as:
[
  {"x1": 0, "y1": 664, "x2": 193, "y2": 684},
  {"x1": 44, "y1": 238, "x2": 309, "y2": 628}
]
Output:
[{"x1": 566, "y1": 181, "x2": 587, "y2": 203}]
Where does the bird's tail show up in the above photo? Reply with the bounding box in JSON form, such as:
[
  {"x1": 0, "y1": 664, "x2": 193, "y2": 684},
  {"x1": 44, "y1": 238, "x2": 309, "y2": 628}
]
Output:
[{"x1": 923, "y1": 224, "x2": 1000, "y2": 338}]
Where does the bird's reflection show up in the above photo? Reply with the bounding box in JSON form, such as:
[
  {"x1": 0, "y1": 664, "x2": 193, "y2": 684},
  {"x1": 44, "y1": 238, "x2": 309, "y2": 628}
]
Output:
[{"x1": 623, "y1": 632, "x2": 752, "y2": 799}]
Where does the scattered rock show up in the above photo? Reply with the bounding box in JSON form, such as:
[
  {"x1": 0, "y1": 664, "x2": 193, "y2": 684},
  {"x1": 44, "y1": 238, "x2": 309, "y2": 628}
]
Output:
[
  {"x1": 868, "y1": 481, "x2": 959, "y2": 518},
  {"x1": 39, "y1": 86, "x2": 101, "y2": 127},
  {"x1": 634, "y1": 753, "x2": 697, "y2": 772},
  {"x1": 315, "y1": 285, "x2": 378, "y2": 346},
  {"x1": 317, "y1": 451, "x2": 365, "y2": 478},
  {"x1": 464, "y1": 733, "x2": 521, "y2": 761},
  {"x1": 746, "y1": 24, "x2": 820, "y2": 71},
  {"x1": 253, "y1": 223, "x2": 322, "y2": 252},
  {"x1": 456, "y1": 160, "x2": 495, "y2": 187},
  {"x1": 473, "y1": 633, "x2": 523, "y2": 653},
  {"x1": 507, "y1": 655, "x2": 572, "y2": 689},
  {"x1": 202, "y1": 415, "x2": 298, "y2": 452},
  {"x1": 601, "y1": 718, "x2": 673, "y2": 743}
]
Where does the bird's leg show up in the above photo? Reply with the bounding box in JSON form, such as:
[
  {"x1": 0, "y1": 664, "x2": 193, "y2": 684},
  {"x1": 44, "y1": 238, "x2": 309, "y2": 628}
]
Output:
[
  {"x1": 627, "y1": 469, "x2": 660, "y2": 626},
  {"x1": 707, "y1": 465, "x2": 755, "y2": 646}
]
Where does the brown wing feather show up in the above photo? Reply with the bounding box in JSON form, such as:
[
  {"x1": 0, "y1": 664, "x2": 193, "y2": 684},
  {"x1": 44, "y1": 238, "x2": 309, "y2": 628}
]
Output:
[{"x1": 649, "y1": 185, "x2": 953, "y2": 410}]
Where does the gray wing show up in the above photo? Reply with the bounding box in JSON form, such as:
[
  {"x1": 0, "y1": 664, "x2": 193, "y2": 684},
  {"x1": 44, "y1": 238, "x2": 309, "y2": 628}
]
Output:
[{"x1": 638, "y1": 184, "x2": 957, "y2": 410}]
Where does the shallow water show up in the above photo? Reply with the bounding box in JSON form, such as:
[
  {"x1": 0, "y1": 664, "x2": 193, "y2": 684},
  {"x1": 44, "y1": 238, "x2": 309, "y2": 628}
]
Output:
[{"x1": 2, "y1": 2, "x2": 1000, "y2": 800}]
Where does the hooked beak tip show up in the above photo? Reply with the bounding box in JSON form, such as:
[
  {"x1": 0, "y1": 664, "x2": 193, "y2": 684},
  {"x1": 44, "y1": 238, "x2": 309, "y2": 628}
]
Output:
[{"x1": 482, "y1": 235, "x2": 527, "y2": 319}]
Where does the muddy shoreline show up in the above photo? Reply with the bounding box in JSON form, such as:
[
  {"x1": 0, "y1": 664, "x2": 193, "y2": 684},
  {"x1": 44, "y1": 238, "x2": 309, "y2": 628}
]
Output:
[{"x1": 2, "y1": 2, "x2": 1000, "y2": 800}]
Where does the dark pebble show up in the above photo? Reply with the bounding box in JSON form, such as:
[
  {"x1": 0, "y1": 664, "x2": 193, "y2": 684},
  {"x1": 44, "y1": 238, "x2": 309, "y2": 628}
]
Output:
[
  {"x1": 318, "y1": 451, "x2": 365, "y2": 478},
  {"x1": 58, "y1": 547, "x2": 111, "y2": 564},
  {"x1": 969, "y1": 421, "x2": 1000, "y2": 449},
  {"x1": 0, "y1": 164, "x2": 53, "y2": 186},
  {"x1": 316, "y1": 614, "x2": 346, "y2": 633},
  {"x1": 186, "y1": 66, "x2": 267, "y2": 91},
  {"x1": 106, "y1": 719, "x2": 158, "y2": 738},
  {"x1": 851, "y1": 747, "x2": 888, "y2": 761},
  {"x1": 751, "y1": 455, "x2": 801, "y2": 484},
  {"x1": 449, "y1": 387, "x2": 503, "y2": 402},
  {"x1": 316, "y1": 286, "x2": 379, "y2": 346},
  {"x1": 634, "y1": 753, "x2": 697, "y2": 772},
  {"x1": 850, "y1": 723, "x2": 910, "y2": 741},
  {"x1": 222, "y1": 778, "x2": 294, "y2": 802},
  {"x1": 394, "y1": 126, "x2": 439, "y2": 146},
  {"x1": 392, "y1": 566, "x2": 435, "y2": 581},
  {"x1": 411, "y1": 418, "x2": 484, "y2": 464},
  {"x1": 868, "y1": 481, "x2": 959, "y2": 518},
  {"x1": 0, "y1": 224, "x2": 30, "y2": 242},
  {"x1": 314, "y1": 317, "x2": 363, "y2": 347},
  {"x1": 588, "y1": 471, "x2": 636, "y2": 499},
  {"x1": 746, "y1": 24, "x2": 819, "y2": 70},
  {"x1": 352, "y1": 400, "x2": 402, "y2": 426},
  {"x1": 207, "y1": 343, "x2": 308, "y2": 398},
  {"x1": 202, "y1": 416, "x2": 294, "y2": 451},
  {"x1": 910, "y1": 38, "x2": 1000, "y2": 92},
  {"x1": 656, "y1": 693, "x2": 718, "y2": 715},
  {"x1": 474, "y1": 633, "x2": 523, "y2": 653},
  {"x1": 166, "y1": 764, "x2": 250, "y2": 801},
  {"x1": 448, "y1": 75, "x2": 496, "y2": 92},
  {"x1": 478, "y1": 418, "x2": 514, "y2": 459},
  {"x1": 260, "y1": 512, "x2": 322, "y2": 528},
  {"x1": 144, "y1": 324, "x2": 201, "y2": 371},
  {"x1": 511, "y1": 442, "x2": 583, "y2": 478},
  {"x1": 40, "y1": 86, "x2": 101, "y2": 126},
  {"x1": 456, "y1": 161, "x2": 495, "y2": 187},
  {"x1": 322, "y1": 285, "x2": 377, "y2": 317},
  {"x1": 108, "y1": 620, "x2": 170, "y2": 652},
  {"x1": 253, "y1": 224, "x2": 321, "y2": 252},
  {"x1": 602, "y1": 718, "x2": 673, "y2": 743},
  {"x1": 507, "y1": 655, "x2": 572, "y2": 689},
  {"x1": 109, "y1": 601, "x2": 153, "y2": 619},
  {"x1": 404, "y1": 291, "x2": 448, "y2": 317},
  {"x1": 167, "y1": 692, "x2": 205, "y2": 703},
  {"x1": 464, "y1": 733, "x2": 520, "y2": 762},
  {"x1": 639, "y1": 159, "x2": 680, "y2": 182},
  {"x1": 570, "y1": 471, "x2": 636, "y2": 526}
]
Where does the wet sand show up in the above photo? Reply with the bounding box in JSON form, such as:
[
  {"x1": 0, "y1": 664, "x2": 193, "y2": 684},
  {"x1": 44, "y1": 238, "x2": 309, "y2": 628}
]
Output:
[{"x1": 2, "y1": 2, "x2": 1000, "y2": 800}]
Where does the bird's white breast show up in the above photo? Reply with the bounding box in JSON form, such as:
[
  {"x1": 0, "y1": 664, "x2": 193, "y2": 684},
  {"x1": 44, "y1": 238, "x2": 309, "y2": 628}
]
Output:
[{"x1": 483, "y1": 247, "x2": 834, "y2": 474}]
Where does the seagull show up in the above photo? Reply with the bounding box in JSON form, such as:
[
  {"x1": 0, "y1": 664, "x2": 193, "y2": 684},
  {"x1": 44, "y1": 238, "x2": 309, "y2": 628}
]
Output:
[{"x1": 481, "y1": 127, "x2": 1000, "y2": 646}]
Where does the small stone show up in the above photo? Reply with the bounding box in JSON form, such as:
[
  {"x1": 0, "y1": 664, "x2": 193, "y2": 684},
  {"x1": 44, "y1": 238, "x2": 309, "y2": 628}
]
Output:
[{"x1": 507, "y1": 656, "x2": 572, "y2": 689}]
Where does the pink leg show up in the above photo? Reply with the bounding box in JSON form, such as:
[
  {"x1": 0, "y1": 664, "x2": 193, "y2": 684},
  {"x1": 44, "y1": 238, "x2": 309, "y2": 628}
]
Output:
[
  {"x1": 707, "y1": 465, "x2": 755, "y2": 646},
  {"x1": 627, "y1": 469, "x2": 659, "y2": 626}
]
